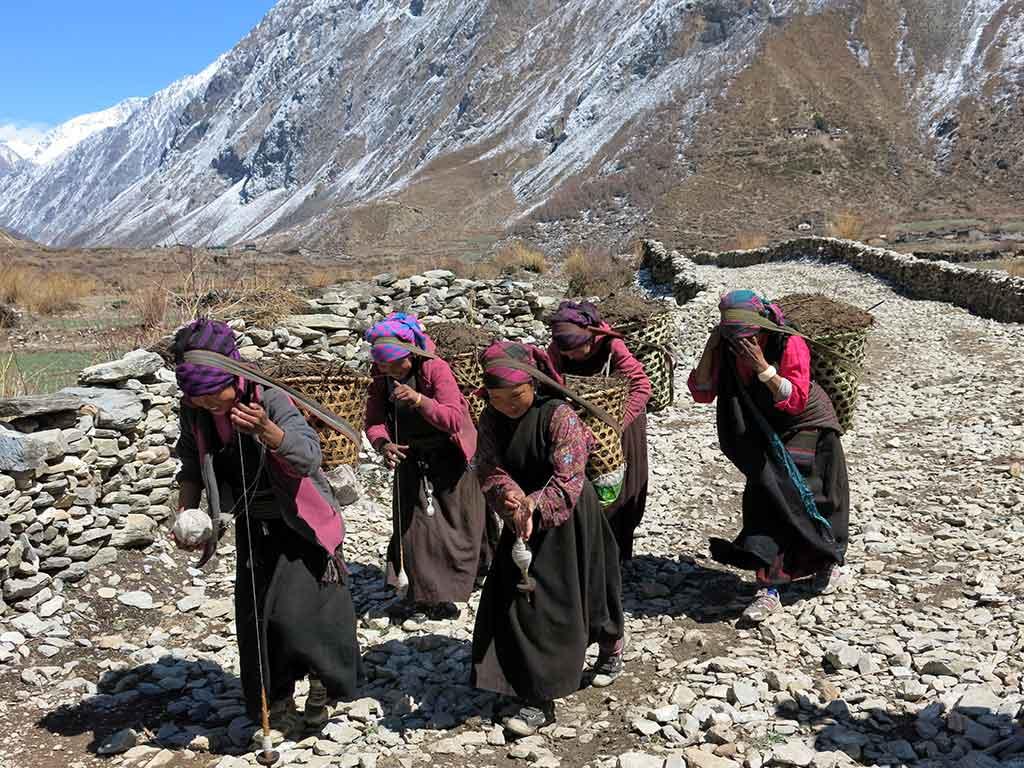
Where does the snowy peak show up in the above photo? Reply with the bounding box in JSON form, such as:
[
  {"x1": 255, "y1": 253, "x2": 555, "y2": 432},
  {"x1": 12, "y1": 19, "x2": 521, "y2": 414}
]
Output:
[
  {"x1": 16, "y1": 98, "x2": 144, "y2": 166},
  {"x1": 0, "y1": 143, "x2": 25, "y2": 176}
]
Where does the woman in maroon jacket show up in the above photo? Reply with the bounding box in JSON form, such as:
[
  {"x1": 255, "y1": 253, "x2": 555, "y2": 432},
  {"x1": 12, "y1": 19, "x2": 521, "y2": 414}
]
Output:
[
  {"x1": 547, "y1": 301, "x2": 652, "y2": 561},
  {"x1": 364, "y1": 313, "x2": 485, "y2": 625}
]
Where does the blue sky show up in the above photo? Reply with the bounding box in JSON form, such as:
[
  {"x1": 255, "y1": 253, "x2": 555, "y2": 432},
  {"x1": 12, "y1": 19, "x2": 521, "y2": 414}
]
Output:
[{"x1": 0, "y1": 1, "x2": 277, "y2": 146}]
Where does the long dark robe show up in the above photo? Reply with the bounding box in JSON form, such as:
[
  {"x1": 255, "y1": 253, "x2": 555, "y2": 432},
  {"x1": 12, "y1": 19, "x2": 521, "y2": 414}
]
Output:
[
  {"x1": 385, "y1": 375, "x2": 485, "y2": 604},
  {"x1": 709, "y1": 343, "x2": 850, "y2": 584},
  {"x1": 208, "y1": 430, "x2": 360, "y2": 716},
  {"x1": 471, "y1": 397, "x2": 624, "y2": 702},
  {"x1": 559, "y1": 339, "x2": 650, "y2": 561}
]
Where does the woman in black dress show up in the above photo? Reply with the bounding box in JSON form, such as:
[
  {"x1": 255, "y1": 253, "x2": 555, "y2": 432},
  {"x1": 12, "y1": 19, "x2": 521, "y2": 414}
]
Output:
[{"x1": 471, "y1": 341, "x2": 625, "y2": 736}]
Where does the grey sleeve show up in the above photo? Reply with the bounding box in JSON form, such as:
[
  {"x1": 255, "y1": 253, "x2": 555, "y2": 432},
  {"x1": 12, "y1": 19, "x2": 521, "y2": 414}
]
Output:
[
  {"x1": 263, "y1": 387, "x2": 323, "y2": 477},
  {"x1": 175, "y1": 407, "x2": 203, "y2": 484}
]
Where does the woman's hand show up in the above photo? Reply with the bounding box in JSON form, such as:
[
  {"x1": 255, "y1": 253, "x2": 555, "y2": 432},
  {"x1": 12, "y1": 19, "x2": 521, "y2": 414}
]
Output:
[
  {"x1": 231, "y1": 402, "x2": 284, "y2": 449},
  {"x1": 733, "y1": 337, "x2": 770, "y2": 374},
  {"x1": 501, "y1": 488, "x2": 526, "y2": 517},
  {"x1": 392, "y1": 383, "x2": 422, "y2": 407},
  {"x1": 380, "y1": 442, "x2": 409, "y2": 468},
  {"x1": 514, "y1": 496, "x2": 535, "y2": 540}
]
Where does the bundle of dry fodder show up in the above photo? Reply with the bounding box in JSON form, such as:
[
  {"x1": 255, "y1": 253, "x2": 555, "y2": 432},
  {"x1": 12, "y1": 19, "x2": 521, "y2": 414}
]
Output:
[
  {"x1": 599, "y1": 291, "x2": 677, "y2": 412},
  {"x1": 262, "y1": 357, "x2": 373, "y2": 466},
  {"x1": 426, "y1": 322, "x2": 495, "y2": 425},
  {"x1": 201, "y1": 287, "x2": 310, "y2": 329},
  {"x1": 564, "y1": 374, "x2": 629, "y2": 507},
  {"x1": 776, "y1": 293, "x2": 875, "y2": 432}
]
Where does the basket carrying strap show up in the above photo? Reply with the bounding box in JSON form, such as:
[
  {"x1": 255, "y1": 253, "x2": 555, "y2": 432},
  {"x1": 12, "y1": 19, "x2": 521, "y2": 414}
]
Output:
[
  {"x1": 483, "y1": 358, "x2": 622, "y2": 436},
  {"x1": 720, "y1": 309, "x2": 861, "y2": 373},
  {"x1": 370, "y1": 337, "x2": 439, "y2": 360},
  {"x1": 181, "y1": 350, "x2": 362, "y2": 445}
]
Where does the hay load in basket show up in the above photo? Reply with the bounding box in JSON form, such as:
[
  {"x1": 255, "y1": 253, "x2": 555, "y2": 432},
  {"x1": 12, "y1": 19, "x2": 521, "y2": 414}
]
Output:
[
  {"x1": 262, "y1": 357, "x2": 372, "y2": 467},
  {"x1": 598, "y1": 292, "x2": 677, "y2": 412},
  {"x1": 776, "y1": 294, "x2": 875, "y2": 432},
  {"x1": 427, "y1": 322, "x2": 495, "y2": 425}
]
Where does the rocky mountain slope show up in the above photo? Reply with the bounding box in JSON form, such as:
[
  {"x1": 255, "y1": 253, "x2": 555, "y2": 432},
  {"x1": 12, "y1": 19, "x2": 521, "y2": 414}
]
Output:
[{"x1": 0, "y1": 0, "x2": 1021, "y2": 253}]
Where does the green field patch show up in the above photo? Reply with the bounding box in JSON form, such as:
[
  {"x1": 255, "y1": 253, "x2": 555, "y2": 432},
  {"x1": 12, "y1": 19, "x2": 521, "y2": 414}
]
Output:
[{"x1": 0, "y1": 349, "x2": 115, "y2": 395}]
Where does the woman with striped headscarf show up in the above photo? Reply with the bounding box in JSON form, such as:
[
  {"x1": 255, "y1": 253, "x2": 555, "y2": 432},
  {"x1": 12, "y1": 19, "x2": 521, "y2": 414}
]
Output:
[
  {"x1": 688, "y1": 290, "x2": 851, "y2": 623},
  {"x1": 364, "y1": 312, "x2": 485, "y2": 626},
  {"x1": 471, "y1": 341, "x2": 624, "y2": 737}
]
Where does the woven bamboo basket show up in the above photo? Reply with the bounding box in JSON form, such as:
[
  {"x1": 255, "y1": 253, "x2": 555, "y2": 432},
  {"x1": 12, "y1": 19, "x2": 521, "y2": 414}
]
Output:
[
  {"x1": 620, "y1": 310, "x2": 677, "y2": 412},
  {"x1": 449, "y1": 351, "x2": 485, "y2": 392},
  {"x1": 777, "y1": 295, "x2": 874, "y2": 433},
  {"x1": 563, "y1": 374, "x2": 629, "y2": 481},
  {"x1": 277, "y1": 372, "x2": 372, "y2": 467},
  {"x1": 620, "y1": 310, "x2": 676, "y2": 349},
  {"x1": 466, "y1": 390, "x2": 488, "y2": 426}
]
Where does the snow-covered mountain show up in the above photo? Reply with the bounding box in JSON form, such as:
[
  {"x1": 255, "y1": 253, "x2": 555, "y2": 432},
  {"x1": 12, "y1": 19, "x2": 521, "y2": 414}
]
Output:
[
  {"x1": 1, "y1": 0, "x2": 1021, "y2": 249},
  {"x1": 14, "y1": 100, "x2": 145, "y2": 167},
  {"x1": 0, "y1": 143, "x2": 25, "y2": 177}
]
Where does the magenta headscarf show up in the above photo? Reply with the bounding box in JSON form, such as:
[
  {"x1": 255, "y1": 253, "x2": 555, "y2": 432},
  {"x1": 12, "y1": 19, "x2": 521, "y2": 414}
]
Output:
[
  {"x1": 718, "y1": 290, "x2": 786, "y2": 341},
  {"x1": 173, "y1": 318, "x2": 241, "y2": 397},
  {"x1": 364, "y1": 312, "x2": 430, "y2": 363},
  {"x1": 479, "y1": 341, "x2": 561, "y2": 389},
  {"x1": 549, "y1": 300, "x2": 603, "y2": 351}
]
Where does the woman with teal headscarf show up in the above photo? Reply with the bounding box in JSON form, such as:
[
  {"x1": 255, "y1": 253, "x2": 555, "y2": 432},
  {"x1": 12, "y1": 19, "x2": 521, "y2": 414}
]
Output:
[{"x1": 688, "y1": 290, "x2": 851, "y2": 623}]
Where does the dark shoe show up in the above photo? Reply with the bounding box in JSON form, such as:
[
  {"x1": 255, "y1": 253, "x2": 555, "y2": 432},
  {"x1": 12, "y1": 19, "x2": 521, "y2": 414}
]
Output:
[
  {"x1": 304, "y1": 677, "x2": 330, "y2": 730},
  {"x1": 427, "y1": 602, "x2": 461, "y2": 621},
  {"x1": 591, "y1": 653, "x2": 624, "y2": 688},
  {"x1": 503, "y1": 701, "x2": 555, "y2": 737}
]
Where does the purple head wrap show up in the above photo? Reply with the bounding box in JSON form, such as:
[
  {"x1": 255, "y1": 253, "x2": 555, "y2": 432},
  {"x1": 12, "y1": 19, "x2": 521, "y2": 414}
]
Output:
[
  {"x1": 549, "y1": 300, "x2": 603, "y2": 351},
  {"x1": 173, "y1": 318, "x2": 241, "y2": 397},
  {"x1": 365, "y1": 312, "x2": 430, "y2": 363},
  {"x1": 478, "y1": 341, "x2": 561, "y2": 389}
]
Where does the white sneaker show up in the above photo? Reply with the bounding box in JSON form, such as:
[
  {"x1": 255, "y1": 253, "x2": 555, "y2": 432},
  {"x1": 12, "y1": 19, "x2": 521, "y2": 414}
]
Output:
[{"x1": 742, "y1": 588, "x2": 782, "y2": 623}]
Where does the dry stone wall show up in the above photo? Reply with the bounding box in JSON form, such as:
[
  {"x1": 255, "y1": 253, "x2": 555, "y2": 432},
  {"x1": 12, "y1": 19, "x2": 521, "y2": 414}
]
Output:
[
  {"x1": 0, "y1": 271, "x2": 556, "y2": 618},
  {"x1": 236, "y1": 271, "x2": 555, "y2": 364},
  {"x1": 642, "y1": 237, "x2": 1024, "y2": 324}
]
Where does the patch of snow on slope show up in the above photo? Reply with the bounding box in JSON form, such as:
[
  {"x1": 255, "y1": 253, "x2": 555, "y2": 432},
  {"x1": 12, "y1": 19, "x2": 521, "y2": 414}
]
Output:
[{"x1": 18, "y1": 99, "x2": 144, "y2": 166}]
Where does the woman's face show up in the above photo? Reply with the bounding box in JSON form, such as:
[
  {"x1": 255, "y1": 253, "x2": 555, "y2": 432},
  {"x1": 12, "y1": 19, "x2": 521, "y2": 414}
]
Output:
[
  {"x1": 379, "y1": 356, "x2": 413, "y2": 380},
  {"x1": 191, "y1": 385, "x2": 237, "y2": 416},
  {"x1": 487, "y1": 382, "x2": 535, "y2": 419},
  {"x1": 561, "y1": 339, "x2": 594, "y2": 362}
]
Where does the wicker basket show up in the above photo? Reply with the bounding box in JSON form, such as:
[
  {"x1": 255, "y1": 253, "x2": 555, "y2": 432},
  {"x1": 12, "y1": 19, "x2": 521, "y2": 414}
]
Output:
[
  {"x1": 563, "y1": 374, "x2": 629, "y2": 482},
  {"x1": 466, "y1": 391, "x2": 488, "y2": 426},
  {"x1": 777, "y1": 296, "x2": 873, "y2": 433},
  {"x1": 620, "y1": 310, "x2": 677, "y2": 412},
  {"x1": 620, "y1": 310, "x2": 676, "y2": 349},
  {"x1": 278, "y1": 372, "x2": 372, "y2": 467},
  {"x1": 449, "y1": 351, "x2": 485, "y2": 392}
]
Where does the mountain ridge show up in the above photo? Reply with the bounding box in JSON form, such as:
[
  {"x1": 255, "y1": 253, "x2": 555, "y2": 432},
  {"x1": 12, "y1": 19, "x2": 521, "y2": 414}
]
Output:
[{"x1": 0, "y1": 0, "x2": 1020, "y2": 253}]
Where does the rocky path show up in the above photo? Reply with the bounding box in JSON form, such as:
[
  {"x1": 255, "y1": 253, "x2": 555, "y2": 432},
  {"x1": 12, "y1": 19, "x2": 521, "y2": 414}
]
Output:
[{"x1": 1, "y1": 261, "x2": 1022, "y2": 768}]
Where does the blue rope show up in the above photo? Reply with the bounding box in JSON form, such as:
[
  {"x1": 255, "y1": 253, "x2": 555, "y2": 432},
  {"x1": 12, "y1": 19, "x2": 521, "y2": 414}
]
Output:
[{"x1": 766, "y1": 428, "x2": 831, "y2": 531}]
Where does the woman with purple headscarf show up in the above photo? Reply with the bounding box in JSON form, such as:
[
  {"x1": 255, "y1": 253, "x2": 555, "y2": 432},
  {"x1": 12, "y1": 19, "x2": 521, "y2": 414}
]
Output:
[
  {"x1": 363, "y1": 312, "x2": 485, "y2": 626},
  {"x1": 471, "y1": 341, "x2": 624, "y2": 737},
  {"x1": 547, "y1": 300, "x2": 652, "y2": 561},
  {"x1": 688, "y1": 291, "x2": 850, "y2": 623},
  {"x1": 171, "y1": 319, "x2": 360, "y2": 742}
]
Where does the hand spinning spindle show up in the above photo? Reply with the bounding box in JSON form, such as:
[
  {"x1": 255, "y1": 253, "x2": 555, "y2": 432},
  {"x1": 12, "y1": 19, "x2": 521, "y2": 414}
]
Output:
[{"x1": 511, "y1": 536, "x2": 536, "y2": 599}]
